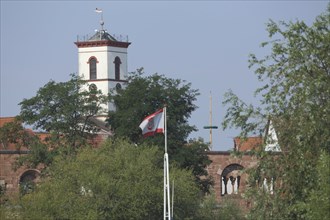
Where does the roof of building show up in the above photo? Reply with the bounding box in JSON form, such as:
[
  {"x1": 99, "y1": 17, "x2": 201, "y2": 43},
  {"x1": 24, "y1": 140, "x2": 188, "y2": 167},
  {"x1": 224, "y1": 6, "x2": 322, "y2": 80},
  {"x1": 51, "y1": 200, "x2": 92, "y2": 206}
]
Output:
[
  {"x1": 264, "y1": 120, "x2": 281, "y2": 152},
  {"x1": 1, "y1": 117, "x2": 49, "y2": 150},
  {"x1": 232, "y1": 120, "x2": 282, "y2": 152},
  {"x1": 0, "y1": 117, "x2": 17, "y2": 127},
  {"x1": 234, "y1": 136, "x2": 263, "y2": 152},
  {"x1": 88, "y1": 30, "x2": 117, "y2": 41}
]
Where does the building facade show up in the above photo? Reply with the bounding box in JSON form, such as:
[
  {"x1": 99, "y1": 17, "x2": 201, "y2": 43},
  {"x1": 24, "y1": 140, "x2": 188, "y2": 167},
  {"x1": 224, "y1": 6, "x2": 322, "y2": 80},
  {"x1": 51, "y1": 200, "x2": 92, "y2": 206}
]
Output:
[{"x1": 0, "y1": 117, "x2": 44, "y2": 198}]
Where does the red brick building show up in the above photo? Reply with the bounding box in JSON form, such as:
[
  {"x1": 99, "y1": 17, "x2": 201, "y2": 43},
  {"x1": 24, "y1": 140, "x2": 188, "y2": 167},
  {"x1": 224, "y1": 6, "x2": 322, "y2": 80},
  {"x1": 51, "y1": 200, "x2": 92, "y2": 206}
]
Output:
[
  {"x1": 206, "y1": 139, "x2": 261, "y2": 208},
  {"x1": 1, "y1": 116, "x2": 266, "y2": 207},
  {"x1": 0, "y1": 117, "x2": 44, "y2": 198}
]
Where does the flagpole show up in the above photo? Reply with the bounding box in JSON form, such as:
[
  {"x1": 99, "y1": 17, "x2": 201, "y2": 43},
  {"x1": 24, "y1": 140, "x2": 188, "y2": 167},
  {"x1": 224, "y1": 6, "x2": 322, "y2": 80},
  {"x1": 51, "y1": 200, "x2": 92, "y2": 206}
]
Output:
[
  {"x1": 138, "y1": 107, "x2": 170, "y2": 219},
  {"x1": 164, "y1": 106, "x2": 167, "y2": 220},
  {"x1": 164, "y1": 107, "x2": 167, "y2": 154},
  {"x1": 172, "y1": 180, "x2": 174, "y2": 219},
  {"x1": 164, "y1": 153, "x2": 171, "y2": 219},
  {"x1": 163, "y1": 106, "x2": 171, "y2": 220},
  {"x1": 164, "y1": 156, "x2": 166, "y2": 220}
]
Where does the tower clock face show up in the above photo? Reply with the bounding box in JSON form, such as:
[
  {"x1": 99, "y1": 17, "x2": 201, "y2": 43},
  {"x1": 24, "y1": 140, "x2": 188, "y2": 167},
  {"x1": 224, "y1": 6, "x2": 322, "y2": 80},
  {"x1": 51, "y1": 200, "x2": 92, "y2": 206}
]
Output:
[{"x1": 116, "y1": 83, "x2": 122, "y2": 90}]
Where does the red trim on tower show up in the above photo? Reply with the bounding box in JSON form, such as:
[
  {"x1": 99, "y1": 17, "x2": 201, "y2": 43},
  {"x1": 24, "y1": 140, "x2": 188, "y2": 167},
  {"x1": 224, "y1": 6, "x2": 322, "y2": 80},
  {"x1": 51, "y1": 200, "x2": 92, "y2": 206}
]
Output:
[
  {"x1": 87, "y1": 56, "x2": 99, "y2": 64},
  {"x1": 75, "y1": 40, "x2": 131, "y2": 48}
]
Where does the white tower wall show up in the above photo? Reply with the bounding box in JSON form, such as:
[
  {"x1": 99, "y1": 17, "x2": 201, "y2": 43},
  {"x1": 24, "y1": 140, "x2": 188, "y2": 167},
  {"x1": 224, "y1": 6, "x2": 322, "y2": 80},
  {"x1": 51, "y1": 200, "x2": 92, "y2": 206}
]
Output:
[{"x1": 76, "y1": 39, "x2": 130, "y2": 120}]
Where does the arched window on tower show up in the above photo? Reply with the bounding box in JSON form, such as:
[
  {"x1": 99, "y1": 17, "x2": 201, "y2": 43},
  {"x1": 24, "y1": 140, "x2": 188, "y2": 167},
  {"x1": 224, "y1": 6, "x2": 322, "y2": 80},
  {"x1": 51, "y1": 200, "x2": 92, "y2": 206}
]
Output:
[
  {"x1": 114, "y1": 56, "x2": 121, "y2": 80},
  {"x1": 88, "y1": 57, "x2": 98, "y2": 80},
  {"x1": 89, "y1": 84, "x2": 98, "y2": 98},
  {"x1": 88, "y1": 84, "x2": 98, "y2": 113}
]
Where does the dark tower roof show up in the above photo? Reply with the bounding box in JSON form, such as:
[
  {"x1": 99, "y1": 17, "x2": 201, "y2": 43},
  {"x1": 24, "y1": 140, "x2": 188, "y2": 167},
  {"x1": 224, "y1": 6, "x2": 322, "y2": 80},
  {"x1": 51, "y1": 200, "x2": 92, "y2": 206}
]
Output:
[
  {"x1": 88, "y1": 30, "x2": 117, "y2": 41},
  {"x1": 74, "y1": 10, "x2": 131, "y2": 48},
  {"x1": 75, "y1": 30, "x2": 131, "y2": 48}
]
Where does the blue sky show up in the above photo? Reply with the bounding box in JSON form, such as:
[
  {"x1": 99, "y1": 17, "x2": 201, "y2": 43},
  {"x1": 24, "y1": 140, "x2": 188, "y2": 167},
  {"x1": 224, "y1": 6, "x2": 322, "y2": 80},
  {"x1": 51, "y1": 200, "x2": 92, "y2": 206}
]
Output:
[{"x1": 1, "y1": 1, "x2": 328, "y2": 150}]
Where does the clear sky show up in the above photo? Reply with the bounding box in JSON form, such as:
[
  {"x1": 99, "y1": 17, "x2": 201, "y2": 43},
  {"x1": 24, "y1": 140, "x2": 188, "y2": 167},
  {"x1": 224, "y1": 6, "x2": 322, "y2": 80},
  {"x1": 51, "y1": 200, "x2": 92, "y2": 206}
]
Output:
[{"x1": 1, "y1": 1, "x2": 328, "y2": 151}]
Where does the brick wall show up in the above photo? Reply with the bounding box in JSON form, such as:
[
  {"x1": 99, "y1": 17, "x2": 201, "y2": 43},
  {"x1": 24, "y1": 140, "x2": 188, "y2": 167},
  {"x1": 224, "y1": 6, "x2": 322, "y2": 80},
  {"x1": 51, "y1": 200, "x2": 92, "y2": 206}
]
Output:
[{"x1": 0, "y1": 152, "x2": 33, "y2": 197}]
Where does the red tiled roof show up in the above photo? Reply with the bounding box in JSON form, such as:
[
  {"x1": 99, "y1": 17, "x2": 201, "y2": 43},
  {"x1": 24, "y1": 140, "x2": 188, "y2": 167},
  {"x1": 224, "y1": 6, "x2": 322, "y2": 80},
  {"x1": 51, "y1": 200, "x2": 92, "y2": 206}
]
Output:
[
  {"x1": 0, "y1": 117, "x2": 17, "y2": 127},
  {"x1": 234, "y1": 137, "x2": 263, "y2": 152},
  {"x1": 0, "y1": 117, "x2": 50, "y2": 150}
]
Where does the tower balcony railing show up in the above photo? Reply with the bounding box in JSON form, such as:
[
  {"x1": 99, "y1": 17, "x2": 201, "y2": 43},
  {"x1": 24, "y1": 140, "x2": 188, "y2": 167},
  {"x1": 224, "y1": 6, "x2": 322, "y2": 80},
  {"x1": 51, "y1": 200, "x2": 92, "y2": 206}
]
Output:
[{"x1": 76, "y1": 32, "x2": 129, "y2": 43}]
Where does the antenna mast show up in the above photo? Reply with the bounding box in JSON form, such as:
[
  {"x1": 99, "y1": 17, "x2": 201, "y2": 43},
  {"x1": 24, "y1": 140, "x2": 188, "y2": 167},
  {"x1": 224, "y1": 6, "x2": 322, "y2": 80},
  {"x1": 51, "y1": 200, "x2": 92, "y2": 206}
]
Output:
[
  {"x1": 210, "y1": 91, "x2": 213, "y2": 147},
  {"x1": 203, "y1": 91, "x2": 218, "y2": 150}
]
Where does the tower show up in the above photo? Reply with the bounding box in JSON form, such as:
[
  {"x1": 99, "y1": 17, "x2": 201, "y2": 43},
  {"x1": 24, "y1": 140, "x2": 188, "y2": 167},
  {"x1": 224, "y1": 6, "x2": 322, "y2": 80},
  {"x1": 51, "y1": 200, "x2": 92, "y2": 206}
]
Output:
[{"x1": 74, "y1": 10, "x2": 130, "y2": 122}]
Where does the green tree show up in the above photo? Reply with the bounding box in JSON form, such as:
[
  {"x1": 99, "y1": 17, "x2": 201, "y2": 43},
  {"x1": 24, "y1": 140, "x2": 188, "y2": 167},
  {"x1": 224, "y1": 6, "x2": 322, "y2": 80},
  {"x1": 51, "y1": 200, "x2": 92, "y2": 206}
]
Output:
[
  {"x1": 173, "y1": 138, "x2": 213, "y2": 193},
  {"x1": 0, "y1": 118, "x2": 33, "y2": 150},
  {"x1": 223, "y1": 6, "x2": 330, "y2": 219},
  {"x1": 108, "y1": 68, "x2": 199, "y2": 147},
  {"x1": 302, "y1": 151, "x2": 330, "y2": 220},
  {"x1": 197, "y1": 189, "x2": 246, "y2": 220},
  {"x1": 19, "y1": 74, "x2": 108, "y2": 150},
  {"x1": 0, "y1": 118, "x2": 54, "y2": 170},
  {"x1": 19, "y1": 139, "x2": 201, "y2": 220},
  {"x1": 108, "y1": 69, "x2": 213, "y2": 193}
]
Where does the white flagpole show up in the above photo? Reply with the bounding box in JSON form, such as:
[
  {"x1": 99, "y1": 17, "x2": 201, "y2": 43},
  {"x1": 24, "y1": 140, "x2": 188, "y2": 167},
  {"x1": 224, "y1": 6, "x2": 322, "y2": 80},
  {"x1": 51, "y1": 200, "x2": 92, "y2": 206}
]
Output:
[
  {"x1": 166, "y1": 153, "x2": 171, "y2": 219},
  {"x1": 163, "y1": 107, "x2": 171, "y2": 220},
  {"x1": 164, "y1": 156, "x2": 166, "y2": 220},
  {"x1": 164, "y1": 106, "x2": 166, "y2": 220},
  {"x1": 164, "y1": 107, "x2": 167, "y2": 154},
  {"x1": 172, "y1": 180, "x2": 174, "y2": 219}
]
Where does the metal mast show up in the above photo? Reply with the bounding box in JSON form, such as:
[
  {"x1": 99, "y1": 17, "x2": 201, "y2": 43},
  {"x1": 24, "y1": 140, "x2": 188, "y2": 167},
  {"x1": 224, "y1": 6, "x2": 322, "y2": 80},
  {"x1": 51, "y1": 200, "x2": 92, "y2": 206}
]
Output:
[{"x1": 203, "y1": 91, "x2": 218, "y2": 150}]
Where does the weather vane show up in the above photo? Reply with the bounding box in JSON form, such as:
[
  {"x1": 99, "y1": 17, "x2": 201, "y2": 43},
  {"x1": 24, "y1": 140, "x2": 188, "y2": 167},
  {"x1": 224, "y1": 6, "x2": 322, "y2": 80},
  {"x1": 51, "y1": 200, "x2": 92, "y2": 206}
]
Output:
[{"x1": 95, "y1": 8, "x2": 104, "y2": 31}]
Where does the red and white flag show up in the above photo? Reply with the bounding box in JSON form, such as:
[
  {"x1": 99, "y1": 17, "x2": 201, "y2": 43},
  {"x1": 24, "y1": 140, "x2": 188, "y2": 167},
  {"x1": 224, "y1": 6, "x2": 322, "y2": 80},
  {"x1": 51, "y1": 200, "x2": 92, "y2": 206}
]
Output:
[{"x1": 139, "y1": 109, "x2": 164, "y2": 137}]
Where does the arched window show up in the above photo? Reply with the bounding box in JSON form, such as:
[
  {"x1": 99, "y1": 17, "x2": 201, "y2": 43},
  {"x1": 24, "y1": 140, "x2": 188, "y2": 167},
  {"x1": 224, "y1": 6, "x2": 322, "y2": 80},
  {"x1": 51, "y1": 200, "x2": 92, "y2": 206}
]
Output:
[
  {"x1": 221, "y1": 164, "x2": 243, "y2": 196},
  {"x1": 89, "y1": 83, "x2": 97, "y2": 93},
  {"x1": 89, "y1": 57, "x2": 97, "y2": 80},
  {"x1": 19, "y1": 169, "x2": 40, "y2": 196},
  {"x1": 88, "y1": 84, "x2": 98, "y2": 102},
  {"x1": 114, "y1": 56, "x2": 121, "y2": 80}
]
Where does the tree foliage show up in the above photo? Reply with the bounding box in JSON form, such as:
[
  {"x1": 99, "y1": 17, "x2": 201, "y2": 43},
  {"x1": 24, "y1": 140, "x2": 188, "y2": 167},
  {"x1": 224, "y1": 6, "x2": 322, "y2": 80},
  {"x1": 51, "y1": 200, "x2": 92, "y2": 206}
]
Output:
[
  {"x1": 19, "y1": 74, "x2": 108, "y2": 149},
  {"x1": 223, "y1": 6, "x2": 330, "y2": 219},
  {"x1": 302, "y1": 151, "x2": 330, "y2": 220},
  {"x1": 0, "y1": 118, "x2": 34, "y2": 150},
  {"x1": 108, "y1": 69, "x2": 213, "y2": 193},
  {"x1": 18, "y1": 139, "x2": 202, "y2": 220},
  {"x1": 172, "y1": 138, "x2": 213, "y2": 193},
  {"x1": 0, "y1": 119, "x2": 54, "y2": 169},
  {"x1": 197, "y1": 189, "x2": 246, "y2": 220},
  {"x1": 108, "y1": 68, "x2": 199, "y2": 147}
]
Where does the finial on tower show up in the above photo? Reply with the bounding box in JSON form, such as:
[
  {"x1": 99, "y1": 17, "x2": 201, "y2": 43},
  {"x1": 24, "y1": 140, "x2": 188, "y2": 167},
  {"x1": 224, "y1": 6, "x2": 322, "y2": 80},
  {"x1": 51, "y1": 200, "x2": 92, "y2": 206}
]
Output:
[{"x1": 95, "y1": 8, "x2": 104, "y2": 31}]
